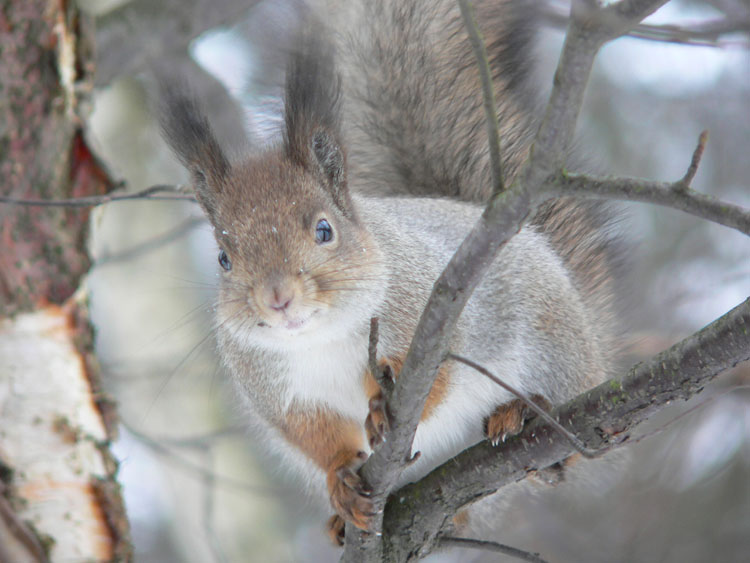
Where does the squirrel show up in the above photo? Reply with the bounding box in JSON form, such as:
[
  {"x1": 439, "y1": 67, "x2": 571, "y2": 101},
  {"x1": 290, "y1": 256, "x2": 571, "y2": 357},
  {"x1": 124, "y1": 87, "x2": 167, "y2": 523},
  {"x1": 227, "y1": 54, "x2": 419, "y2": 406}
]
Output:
[{"x1": 160, "y1": 0, "x2": 623, "y2": 546}]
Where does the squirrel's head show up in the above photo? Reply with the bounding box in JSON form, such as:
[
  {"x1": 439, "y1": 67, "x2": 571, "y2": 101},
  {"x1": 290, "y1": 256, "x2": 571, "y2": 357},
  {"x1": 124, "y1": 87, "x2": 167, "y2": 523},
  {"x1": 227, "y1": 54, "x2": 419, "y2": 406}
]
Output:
[{"x1": 159, "y1": 29, "x2": 385, "y2": 348}]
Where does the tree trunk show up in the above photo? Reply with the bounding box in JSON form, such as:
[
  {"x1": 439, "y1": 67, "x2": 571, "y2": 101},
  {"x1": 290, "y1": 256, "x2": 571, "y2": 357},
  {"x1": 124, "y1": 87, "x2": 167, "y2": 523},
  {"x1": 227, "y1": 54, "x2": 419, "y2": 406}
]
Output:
[{"x1": 0, "y1": 1, "x2": 131, "y2": 560}]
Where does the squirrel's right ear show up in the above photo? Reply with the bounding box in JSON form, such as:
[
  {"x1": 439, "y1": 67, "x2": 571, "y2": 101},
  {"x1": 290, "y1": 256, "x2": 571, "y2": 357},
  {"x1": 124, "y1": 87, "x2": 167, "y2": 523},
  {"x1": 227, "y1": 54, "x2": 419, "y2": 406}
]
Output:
[{"x1": 159, "y1": 86, "x2": 230, "y2": 219}]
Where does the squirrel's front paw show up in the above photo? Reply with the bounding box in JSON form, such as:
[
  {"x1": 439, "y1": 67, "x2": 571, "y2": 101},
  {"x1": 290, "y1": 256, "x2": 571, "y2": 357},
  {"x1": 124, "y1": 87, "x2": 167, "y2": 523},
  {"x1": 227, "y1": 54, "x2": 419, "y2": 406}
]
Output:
[
  {"x1": 326, "y1": 514, "x2": 346, "y2": 546},
  {"x1": 326, "y1": 450, "x2": 375, "y2": 532},
  {"x1": 485, "y1": 394, "x2": 551, "y2": 446}
]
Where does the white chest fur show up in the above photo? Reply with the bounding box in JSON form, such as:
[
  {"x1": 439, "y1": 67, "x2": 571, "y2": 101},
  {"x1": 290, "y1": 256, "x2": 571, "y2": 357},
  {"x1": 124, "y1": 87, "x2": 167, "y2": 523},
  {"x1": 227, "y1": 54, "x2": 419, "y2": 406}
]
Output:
[{"x1": 280, "y1": 335, "x2": 371, "y2": 425}]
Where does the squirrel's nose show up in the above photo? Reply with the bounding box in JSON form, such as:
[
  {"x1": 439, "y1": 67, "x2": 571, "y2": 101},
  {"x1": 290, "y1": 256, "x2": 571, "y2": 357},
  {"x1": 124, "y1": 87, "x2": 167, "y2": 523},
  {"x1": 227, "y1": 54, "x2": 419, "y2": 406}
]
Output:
[{"x1": 266, "y1": 285, "x2": 294, "y2": 312}]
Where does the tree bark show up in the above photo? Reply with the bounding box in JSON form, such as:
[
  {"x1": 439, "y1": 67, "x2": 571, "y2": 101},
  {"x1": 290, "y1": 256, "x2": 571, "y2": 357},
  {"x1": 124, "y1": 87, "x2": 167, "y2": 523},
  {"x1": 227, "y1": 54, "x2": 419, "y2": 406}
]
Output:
[{"x1": 0, "y1": 1, "x2": 130, "y2": 560}]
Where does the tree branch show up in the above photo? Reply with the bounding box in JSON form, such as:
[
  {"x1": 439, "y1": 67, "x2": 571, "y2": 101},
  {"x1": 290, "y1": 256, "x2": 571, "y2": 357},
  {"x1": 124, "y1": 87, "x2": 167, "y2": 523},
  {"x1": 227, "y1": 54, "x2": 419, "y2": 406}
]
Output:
[
  {"x1": 553, "y1": 131, "x2": 750, "y2": 237},
  {"x1": 439, "y1": 536, "x2": 548, "y2": 563},
  {"x1": 541, "y1": 2, "x2": 750, "y2": 48},
  {"x1": 555, "y1": 130, "x2": 749, "y2": 238},
  {"x1": 123, "y1": 423, "x2": 284, "y2": 497},
  {"x1": 94, "y1": 216, "x2": 206, "y2": 267},
  {"x1": 457, "y1": 0, "x2": 505, "y2": 195},
  {"x1": 384, "y1": 297, "x2": 750, "y2": 555},
  {"x1": 560, "y1": 171, "x2": 750, "y2": 236},
  {"x1": 0, "y1": 185, "x2": 195, "y2": 208}
]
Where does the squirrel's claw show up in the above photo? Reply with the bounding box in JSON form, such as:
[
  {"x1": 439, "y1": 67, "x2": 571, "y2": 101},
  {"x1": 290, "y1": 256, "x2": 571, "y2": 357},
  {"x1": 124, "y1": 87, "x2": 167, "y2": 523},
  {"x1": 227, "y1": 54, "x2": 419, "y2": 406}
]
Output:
[
  {"x1": 485, "y1": 394, "x2": 551, "y2": 446},
  {"x1": 327, "y1": 450, "x2": 375, "y2": 533},
  {"x1": 365, "y1": 393, "x2": 389, "y2": 449},
  {"x1": 326, "y1": 514, "x2": 346, "y2": 546},
  {"x1": 365, "y1": 357, "x2": 398, "y2": 449}
]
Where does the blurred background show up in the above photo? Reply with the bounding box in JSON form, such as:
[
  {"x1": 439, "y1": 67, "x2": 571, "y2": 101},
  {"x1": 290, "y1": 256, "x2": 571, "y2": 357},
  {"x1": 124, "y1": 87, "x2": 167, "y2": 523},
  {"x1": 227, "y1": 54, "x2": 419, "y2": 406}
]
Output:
[{"x1": 78, "y1": 0, "x2": 749, "y2": 561}]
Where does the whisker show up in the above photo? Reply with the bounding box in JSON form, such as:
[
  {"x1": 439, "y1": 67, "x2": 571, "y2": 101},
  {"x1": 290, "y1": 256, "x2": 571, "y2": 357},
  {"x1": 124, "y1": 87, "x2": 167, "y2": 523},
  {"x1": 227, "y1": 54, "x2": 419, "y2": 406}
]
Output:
[{"x1": 142, "y1": 307, "x2": 247, "y2": 421}]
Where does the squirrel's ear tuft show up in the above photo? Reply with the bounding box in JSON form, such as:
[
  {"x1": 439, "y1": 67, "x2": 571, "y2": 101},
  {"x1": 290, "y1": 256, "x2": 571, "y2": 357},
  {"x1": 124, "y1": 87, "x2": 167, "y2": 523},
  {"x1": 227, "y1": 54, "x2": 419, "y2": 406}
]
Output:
[
  {"x1": 283, "y1": 20, "x2": 354, "y2": 218},
  {"x1": 310, "y1": 128, "x2": 350, "y2": 214},
  {"x1": 158, "y1": 85, "x2": 230, "y2": 218}
]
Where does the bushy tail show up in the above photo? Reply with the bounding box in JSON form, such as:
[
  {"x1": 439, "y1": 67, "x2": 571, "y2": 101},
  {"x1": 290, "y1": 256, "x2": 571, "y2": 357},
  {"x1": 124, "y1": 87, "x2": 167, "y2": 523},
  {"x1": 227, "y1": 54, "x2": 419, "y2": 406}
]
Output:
[
  {"x1": 329, "y1": 0, "x2": 539, "y2": 201},
  {"x1": 532, "y1": 198, "x2": 627, "y2": 359}
]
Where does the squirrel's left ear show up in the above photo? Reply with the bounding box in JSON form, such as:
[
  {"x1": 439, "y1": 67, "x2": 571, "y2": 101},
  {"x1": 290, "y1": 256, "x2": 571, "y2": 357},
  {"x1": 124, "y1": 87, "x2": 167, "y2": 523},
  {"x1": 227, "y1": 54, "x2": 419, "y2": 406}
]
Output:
[
  {"x1": 283, "y1": 19, "x2": 355, "y2": 219},
  {"x1": 309, "y1": 128, "x2": 351, "y2": 217}
]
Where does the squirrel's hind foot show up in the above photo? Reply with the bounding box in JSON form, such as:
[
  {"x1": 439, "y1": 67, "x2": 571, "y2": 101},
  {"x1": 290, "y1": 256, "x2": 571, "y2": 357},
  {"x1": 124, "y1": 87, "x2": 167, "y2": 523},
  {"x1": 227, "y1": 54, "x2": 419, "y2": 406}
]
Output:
[{"x1": 485, "y1": 394, "x2": 551, "y2": 446}]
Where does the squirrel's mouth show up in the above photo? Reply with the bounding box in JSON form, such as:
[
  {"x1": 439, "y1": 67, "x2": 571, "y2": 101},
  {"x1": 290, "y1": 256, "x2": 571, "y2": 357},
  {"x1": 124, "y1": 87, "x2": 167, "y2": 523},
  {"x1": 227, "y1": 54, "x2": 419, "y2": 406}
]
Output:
[
  {"x1": 283, "y1": 317, "x2": 307, "y2": 331},
  {"x1": 259, "y1": 308, "x2": 320, "y2": 334}
]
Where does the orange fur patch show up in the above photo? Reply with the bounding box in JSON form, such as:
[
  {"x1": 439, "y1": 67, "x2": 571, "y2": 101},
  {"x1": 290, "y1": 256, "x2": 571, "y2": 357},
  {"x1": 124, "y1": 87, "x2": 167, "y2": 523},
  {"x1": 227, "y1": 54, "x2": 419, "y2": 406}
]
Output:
[
  {"x1": 281, "y1": 402, "x2": 363, "y2": 472},
  {"x1": 363, "y1": 356, "x2": 451, "y2": 421},
  {"x1": 452, "y1": 509, "x2": 470, "y2": 532}
]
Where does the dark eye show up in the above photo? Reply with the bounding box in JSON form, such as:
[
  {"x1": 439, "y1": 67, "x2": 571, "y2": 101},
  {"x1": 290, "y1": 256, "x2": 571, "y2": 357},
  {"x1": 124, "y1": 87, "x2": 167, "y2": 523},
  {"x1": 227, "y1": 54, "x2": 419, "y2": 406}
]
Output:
[
  {"x1": 218, "y1": 250, "x2": 232, "y2": 271},
  {"x1": 315, "y1": 218, "x2": 333, "y2": 244}
]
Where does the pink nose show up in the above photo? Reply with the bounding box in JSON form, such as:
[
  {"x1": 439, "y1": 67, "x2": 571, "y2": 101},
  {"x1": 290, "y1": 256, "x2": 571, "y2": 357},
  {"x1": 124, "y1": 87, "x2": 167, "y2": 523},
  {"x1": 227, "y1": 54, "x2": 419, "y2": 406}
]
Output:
[{"x1": 267, "y1": 286, "x2": 294, "y2": 312}]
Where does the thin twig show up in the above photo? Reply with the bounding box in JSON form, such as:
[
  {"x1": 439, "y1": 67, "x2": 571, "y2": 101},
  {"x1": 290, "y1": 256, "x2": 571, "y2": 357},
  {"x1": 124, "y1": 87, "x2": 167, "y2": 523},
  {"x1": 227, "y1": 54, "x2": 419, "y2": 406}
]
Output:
[
  {"x1": 457, "y1": 0, "x2": 504, "y2": 195},
  {"x1": 439, "y1": 536, "x2": 548, "y2": 563},
  {"x1": 0, "y1": 184, "x2": 196, "y2": 207},
  {"x1": 123, "y1": 423, "x2": 285, "y2": 497},
  {"x1": 144, "y1": 425, "x2": 246, "y2": 448},
  {"x1": 201, "y1": 447, "x2": 229, "y2": 563},
  {"x1": 679, "y1": 129, "x2": 708, "y2": 186},
  {"x1": 559, "y1": 171, "x2": 750, "y2": 238},
  {"x1": 449, "y1": 353, "x2": 600, "y2": 458},
  {"x1": 95, "y1": 216, "x2": 206, "y2": 267}
]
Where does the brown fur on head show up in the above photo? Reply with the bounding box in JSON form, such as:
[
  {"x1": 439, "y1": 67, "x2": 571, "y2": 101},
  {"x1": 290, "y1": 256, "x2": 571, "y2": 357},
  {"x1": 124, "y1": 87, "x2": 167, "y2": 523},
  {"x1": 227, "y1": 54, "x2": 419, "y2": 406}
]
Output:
[{"x1": 159, "y1": 25, "x2": 385, "y2": 345}]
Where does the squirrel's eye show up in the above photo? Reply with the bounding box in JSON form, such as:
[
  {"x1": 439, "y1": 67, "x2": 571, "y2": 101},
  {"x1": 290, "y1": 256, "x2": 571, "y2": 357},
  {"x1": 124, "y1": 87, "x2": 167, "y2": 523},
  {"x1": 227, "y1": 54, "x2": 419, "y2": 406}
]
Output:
[
  {"x1": 315, "y1": 218, "x2": 333, "y2": 244},
  {"x1": 218, "y1": 250, "x2": 232, "y2": 271}
]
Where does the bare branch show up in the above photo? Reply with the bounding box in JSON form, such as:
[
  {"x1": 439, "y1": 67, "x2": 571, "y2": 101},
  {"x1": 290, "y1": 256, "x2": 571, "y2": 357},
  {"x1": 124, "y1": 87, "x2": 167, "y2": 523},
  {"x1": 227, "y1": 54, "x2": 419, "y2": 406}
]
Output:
[
  {"x1": 143, "y1": 426, "x2": 246, "y2": 448},
  {"x1": 0, "y1": 185, "x2": 196, "y2": 208},
  {"x1": 95, "y1": 216, "x2": 206, "y2": 267},
  {"x1": 541, "y1": 2, "x2": 750, "y2": 48},
  {"x1": 439, "y1": 537, "x2": 548, "y2": 563},
  {"x1": 599, "y1": 0, "x2": 672, "y2": 39},
  {"x1": 201, "y1": 449, "x2": 229, "y2": 563},
  {"x1": 542, "y1": 3, "x2": 750, "y2": 48},
  {"x1": 557, "y1": 136, "x2": 750, "y2": 237},
  {"x1": 385, "y1": 297, "x2": 750, "y2": 555},
  {"x1": 680, "y1": 130, "x2": 709, "y2": 186},
  {"x1": 457, "y1": 0, "x2": 505, "y2": 195},
  {"x1": 123, "y1": 423, "x2": 284, "y2": 497}
]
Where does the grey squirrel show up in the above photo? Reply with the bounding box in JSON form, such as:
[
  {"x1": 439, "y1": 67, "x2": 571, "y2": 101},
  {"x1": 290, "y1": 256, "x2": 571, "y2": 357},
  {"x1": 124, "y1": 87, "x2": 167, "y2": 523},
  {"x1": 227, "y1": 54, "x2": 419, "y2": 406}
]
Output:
[{"x1": 160, "y1": 0, "x2": 622, "y2": 546}]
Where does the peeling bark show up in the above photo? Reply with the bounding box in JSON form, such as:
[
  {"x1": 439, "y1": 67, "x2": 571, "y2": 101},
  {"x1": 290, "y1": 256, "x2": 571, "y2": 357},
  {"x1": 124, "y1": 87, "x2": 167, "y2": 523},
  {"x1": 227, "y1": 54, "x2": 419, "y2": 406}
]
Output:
[{"x1": 0, "y1": 0, "x2": 130, "y2": 560}]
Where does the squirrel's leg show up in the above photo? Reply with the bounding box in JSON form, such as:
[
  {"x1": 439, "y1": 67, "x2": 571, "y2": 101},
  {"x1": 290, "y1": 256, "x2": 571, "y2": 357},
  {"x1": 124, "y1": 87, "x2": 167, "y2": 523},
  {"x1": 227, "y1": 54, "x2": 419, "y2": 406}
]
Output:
[
  {"x1": 280, "y1": 404, "x2": 374, "y2": 541},
  {"x1": 364, "y1": 357, "x2": 451, "y2": 448},
  {"x1": 485, "y1": 394, "x2": 551, "y2": 446}
]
